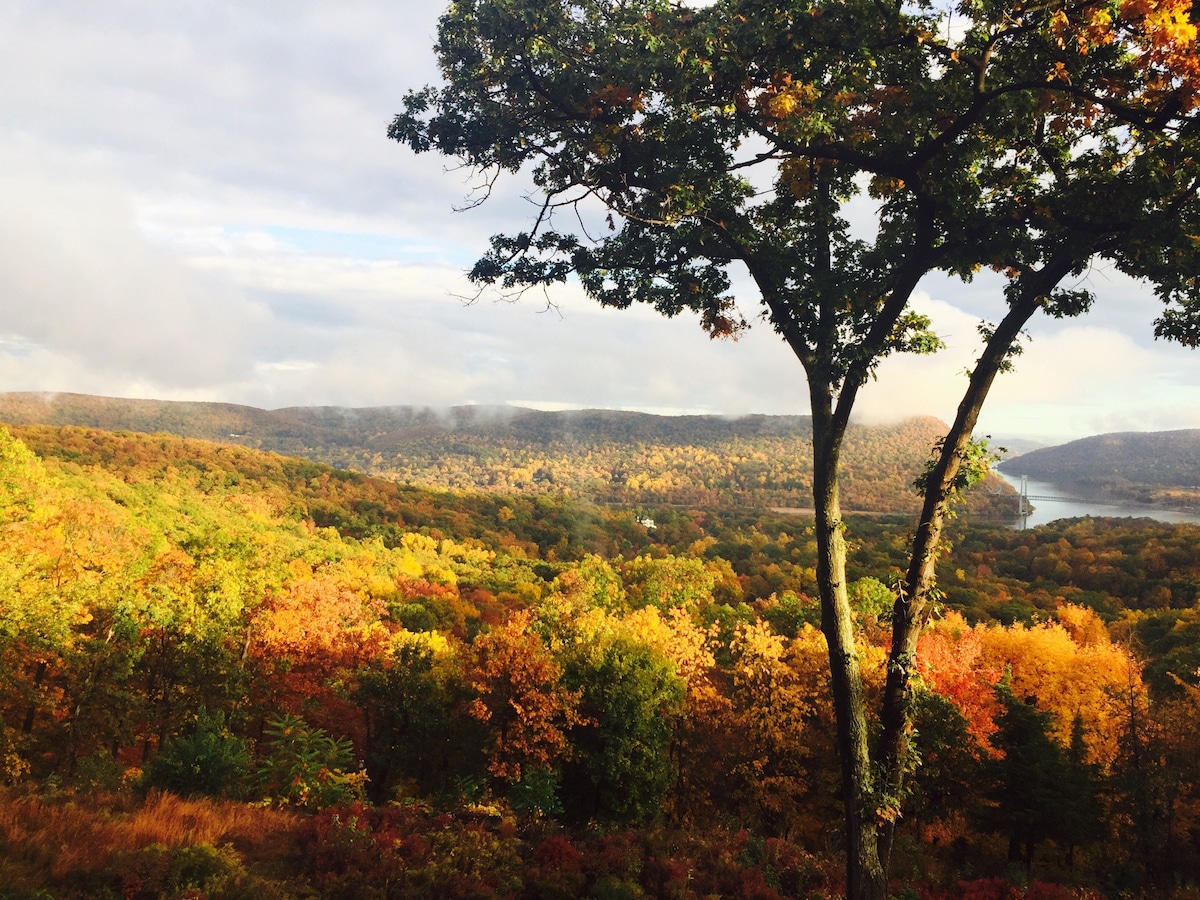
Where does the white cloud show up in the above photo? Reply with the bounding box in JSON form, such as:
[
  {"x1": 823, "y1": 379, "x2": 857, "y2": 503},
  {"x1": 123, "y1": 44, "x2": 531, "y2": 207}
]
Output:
[
  {"x1": 0, "y1": 140, "x2": 269, "y2": 389},
  {"x1": 980, "y1": 326, "x2": 1200, "y2": 440},
  {"x1": 1, "y1": 0, "x2": 1198, "y2": 443},
  {"x1": 853, "y1": 291, "x2": 1200, "y2": 441}
]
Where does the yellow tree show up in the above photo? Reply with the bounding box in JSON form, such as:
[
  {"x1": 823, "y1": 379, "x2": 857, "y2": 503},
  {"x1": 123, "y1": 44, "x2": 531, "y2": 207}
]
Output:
[{"x1": 394, "y1": 0, "x2": 1200, "y2": 889}]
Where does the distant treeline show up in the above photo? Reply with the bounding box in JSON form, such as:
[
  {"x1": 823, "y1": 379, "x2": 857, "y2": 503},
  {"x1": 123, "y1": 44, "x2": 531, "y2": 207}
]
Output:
[{"x1": 0, "y1": 391, "x2": 1016, "y2": 516}]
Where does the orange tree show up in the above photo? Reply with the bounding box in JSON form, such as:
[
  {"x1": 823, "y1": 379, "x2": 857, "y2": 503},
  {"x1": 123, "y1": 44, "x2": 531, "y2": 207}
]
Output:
[{"x1": 392, "y1": 0, "x2": 1200, "y2": 894}]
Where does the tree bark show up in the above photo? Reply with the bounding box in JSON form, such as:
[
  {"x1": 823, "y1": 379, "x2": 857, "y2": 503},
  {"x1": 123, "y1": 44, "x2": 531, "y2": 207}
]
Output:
[
  {"x1": 21, "y1": 660, "x2": 47, "y2": 734},
  {"x1": 875, "y1": 257, "x2": 1076, "y2": 871},
  {"x1": 810, "y1": 382, "x2": 888, "y2": 900}
]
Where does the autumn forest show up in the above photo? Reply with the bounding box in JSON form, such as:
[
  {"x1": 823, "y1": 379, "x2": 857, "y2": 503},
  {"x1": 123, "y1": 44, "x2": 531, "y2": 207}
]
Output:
[
  {"x1": 1, "y1": 418, "x2": 1199, "y2": 898},
  {"x1": 6, "y1": 0, "x2": 1200, "y2": 886}
]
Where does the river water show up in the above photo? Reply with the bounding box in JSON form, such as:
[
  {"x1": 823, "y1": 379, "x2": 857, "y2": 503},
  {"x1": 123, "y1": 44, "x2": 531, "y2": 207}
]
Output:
[{"x1": 994, "y1": 471, "x2": 1200, "y2": 528}]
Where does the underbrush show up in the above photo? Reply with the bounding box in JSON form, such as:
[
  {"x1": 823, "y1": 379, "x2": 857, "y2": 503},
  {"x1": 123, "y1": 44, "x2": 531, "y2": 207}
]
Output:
[
  {"x1": 0, "y1": 788, "x2": 302, "y2": 899},
  {"x1": 295, "y1": 801, "x2": 835, "y2": 899},
  {"x1": 0, "y1": 788, "x2": 838, "y2": 899},
  {"x1": 0, "y1": 789, "x2": 1189, "y2": 899}
]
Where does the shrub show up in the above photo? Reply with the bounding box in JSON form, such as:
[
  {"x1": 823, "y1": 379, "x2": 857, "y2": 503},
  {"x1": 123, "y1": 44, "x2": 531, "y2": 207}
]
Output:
[
  {"x1": 255, "y1": 714, "x2": 366, "y2": 809},
  {"x1": 300, "y1": 802, "x2": 523, "y2": 899},
  {"x1": 102, "y1": 842, "x2": 263, "y2": 900},
  {"x1": 143, "y1": 709, "x2": 250, "y2": 798}
]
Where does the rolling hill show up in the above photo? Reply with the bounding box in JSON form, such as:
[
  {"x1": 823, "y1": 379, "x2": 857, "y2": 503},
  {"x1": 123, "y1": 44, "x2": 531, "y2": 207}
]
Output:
[
  {"x1": 0, "y1": 391, "x2": 1014, "y2": 516},
  {"x1": 997, "y1": 429, "x2": 1200, "y2": 508}
]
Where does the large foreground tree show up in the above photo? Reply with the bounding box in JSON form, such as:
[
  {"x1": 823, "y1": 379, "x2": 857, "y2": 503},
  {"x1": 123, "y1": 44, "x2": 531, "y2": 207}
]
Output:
[{"x1": 392, "y1": 0, "x2": 1200, "y2": 894}]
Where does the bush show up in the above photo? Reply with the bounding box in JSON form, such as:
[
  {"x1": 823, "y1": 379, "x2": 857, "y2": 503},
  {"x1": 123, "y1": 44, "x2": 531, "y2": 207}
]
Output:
[
  {"x1": 102, "y1": 843, "x2": 254, "y2": 900},
  {"x1": 143, "y1": 709, "x2": 250, "y2": 799},
  {"x1": 300, "y1": 802, "x2": 523, "y2": 899},
  {"x1": 73, "y1": 750, "x2": 127, "y2": 793},
  {"x1": 255, "y1": 713, "x2": 366, "y2": 809}
]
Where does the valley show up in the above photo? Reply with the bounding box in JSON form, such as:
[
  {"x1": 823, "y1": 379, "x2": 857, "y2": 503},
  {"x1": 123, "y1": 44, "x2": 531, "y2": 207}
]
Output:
[{"x1": 0, "y1": 419, "x2": 1198, "y2": 897}]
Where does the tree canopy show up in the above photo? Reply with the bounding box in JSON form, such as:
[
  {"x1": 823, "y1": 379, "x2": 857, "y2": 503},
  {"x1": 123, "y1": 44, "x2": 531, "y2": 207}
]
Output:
[
  {"x1": 392, "y1": 0, "x2": 1200, "y2": 894},
  {"x1": 394, "y1": 0, "x2": 1199, "y2": 364},
  {"x1": 10, "y1": 423, "x2": 1200, "y2": 892}
]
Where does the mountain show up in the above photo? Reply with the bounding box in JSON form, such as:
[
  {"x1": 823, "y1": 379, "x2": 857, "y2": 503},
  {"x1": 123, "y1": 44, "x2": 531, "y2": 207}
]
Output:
[
  {"x1": 0, "y1": 392, "x2": 1014, "y2": 515},
  {"x1": 997, "y1": 429, "x2": 1200, "y2": 507},
  {"x1": 991, "y1": 436, "x2": 1048, "y2": 457},
  {"x1": 0, "y1": 391, "x2": 813, "y2": 445}
]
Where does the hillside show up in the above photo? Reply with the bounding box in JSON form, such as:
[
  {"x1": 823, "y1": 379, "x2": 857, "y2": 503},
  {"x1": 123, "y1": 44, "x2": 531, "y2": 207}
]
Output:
[
  {"x1": 997, "y1": 429, "x2": 1200, "y2": 508},
  {"x1": 0, "y1": 392, "x2": 1015, "y2": 516},
  {"x1": 3, "y1": 423, "x2": 1200, "y2": 896}
]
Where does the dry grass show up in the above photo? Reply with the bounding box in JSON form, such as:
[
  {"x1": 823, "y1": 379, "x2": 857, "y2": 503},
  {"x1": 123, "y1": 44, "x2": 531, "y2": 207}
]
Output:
[{"x1": 0, "y1": 788, "x2": 301, "y2": 882}]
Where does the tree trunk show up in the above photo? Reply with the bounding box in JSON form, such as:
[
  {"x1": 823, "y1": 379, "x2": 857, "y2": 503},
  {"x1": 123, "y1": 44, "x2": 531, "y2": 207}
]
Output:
[
  {"x1": 874, "y1": 294, "x2": 1040, "y2": 867},
  {"x1": 875, "y1": 256, "x2": 1077, "y2": 870},
  {"x1": 21, "y1": 660, "x2": 47, "y2": 734},
  {"x1": 810, "y1": 386, "x2": 888, "y2": 900}
]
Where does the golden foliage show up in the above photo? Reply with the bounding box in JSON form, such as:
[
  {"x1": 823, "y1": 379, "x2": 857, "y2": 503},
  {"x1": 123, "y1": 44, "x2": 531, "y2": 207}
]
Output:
[
  {"x1": 467, "y1": 610, "x2": 586, "y2": 781},
  {"x1": 976, "y1": 617, "x2": 1143, "y2": 768}
]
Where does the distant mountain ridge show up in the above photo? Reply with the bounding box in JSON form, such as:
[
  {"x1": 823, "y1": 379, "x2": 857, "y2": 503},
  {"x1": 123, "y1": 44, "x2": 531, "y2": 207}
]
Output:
[
  {"x1": 998, "y1": 429, "x2": 1200, "y2": 485},
  {"x1": 0, "y1": 391, "x2": 1013, "y2": 515},
  {"x1": 997, "y1": 429, "x2": 1200, "y2": 508},
  {"x1": 0, "y1": 392, "x2": 815, "y2": 447}
]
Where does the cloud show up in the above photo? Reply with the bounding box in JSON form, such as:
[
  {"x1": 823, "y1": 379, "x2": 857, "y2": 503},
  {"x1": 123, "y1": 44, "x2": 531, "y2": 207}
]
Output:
[
  {"x1": 981, "y1": 325, "x2": 1200, "y2": 440},
  {"x1": 2, "y1": 0, "x2": 1199, "y2": 442},
  {"x1": 852, "y1": 293, "x2": 985, "y2": 426},
  {"x1": 0, "y1": 140, "x2": 269, "y2": 390},
  {"x1": 852, "y1": 291, "x2": 1200, "y2": 441}
]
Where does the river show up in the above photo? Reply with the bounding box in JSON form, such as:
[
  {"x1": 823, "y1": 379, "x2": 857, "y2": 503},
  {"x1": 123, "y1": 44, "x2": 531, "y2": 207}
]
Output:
[{"x1": 994, "y1": 471, "x2": 1200, "y2": 528}]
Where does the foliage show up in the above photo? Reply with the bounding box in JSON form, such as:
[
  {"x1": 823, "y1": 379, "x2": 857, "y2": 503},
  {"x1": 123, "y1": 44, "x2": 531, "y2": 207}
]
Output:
[
  {"x1": 4, "y1": 401, "x2": 1014, "y2": 518},
  {"x1": 914, "y1": 438, "x2": 1000, "y2": 509},
  {"x1": 619, "y1": 553, "x2": 715, "y2": 613},
  {"x1": 254, "y1": 714, "x2": 366, "y2": 810},
  {"x1": 760, "y1": 590, "x2": 821, "y2": 639},
  {"x1": 0, "y1": 789, "x2": 298, "y2": 898},
  {"x1": 101, "y1": 842, "x2": 259, "y2": 900},
  {"x1": 467, "y1": 610, "x2": 585, "y2": 782},
  {"x1": 394, "y1": 0, "x2": 1200, "y2": 890},
  {"x1": 560, "y1": 634, "x2": 686, "y2": 825},
  {"x1": 142, "y1": 709, "x2": 250, "y2": 799},
  {"x1": 296, "y1": 801, "x2": 828, "y2": 900},
  {"x1": 978, "y1": 685, "x2": 1101, "y2": 872},
  {"x1": 356, "y1": 635, "x2": 485, "y2": 803},
  {"x1": 8, "y1": 424, "x2": 1200, "y2": 892}
]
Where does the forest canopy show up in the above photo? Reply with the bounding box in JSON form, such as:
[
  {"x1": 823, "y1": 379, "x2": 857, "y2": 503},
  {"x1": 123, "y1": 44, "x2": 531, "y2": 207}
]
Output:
[{"x1": 3, "y1": 424, "x2": 1200, "y2": 897}]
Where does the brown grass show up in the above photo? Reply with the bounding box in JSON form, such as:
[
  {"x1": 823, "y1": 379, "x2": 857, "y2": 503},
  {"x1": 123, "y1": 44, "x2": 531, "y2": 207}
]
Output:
[{"x1": 0, "y1": 788, "x2": 301, "y2": 882}]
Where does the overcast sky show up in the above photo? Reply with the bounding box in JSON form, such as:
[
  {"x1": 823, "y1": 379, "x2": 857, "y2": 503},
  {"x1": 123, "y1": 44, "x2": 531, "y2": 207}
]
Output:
[{"x1": 2, "y1": 1, "x2": 1197, "y2": 444}]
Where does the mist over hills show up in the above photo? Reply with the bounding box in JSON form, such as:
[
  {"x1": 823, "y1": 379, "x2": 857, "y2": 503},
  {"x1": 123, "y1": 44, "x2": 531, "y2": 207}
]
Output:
[
  {"x1": 0, "y1": 391, "x2": 1014, "y2": 516},
  {"x1": 10, "y1": 391, "x2": 1199, "y2": 511},
  {"x1": 0, "y1": 392, "x2": 812, "y2": 447}
]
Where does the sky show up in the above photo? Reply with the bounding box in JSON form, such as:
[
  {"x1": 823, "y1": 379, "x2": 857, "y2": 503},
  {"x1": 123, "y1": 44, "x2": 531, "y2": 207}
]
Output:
[{"x1": 1, "y1": 1, "x2": 1198, "y2": 444}]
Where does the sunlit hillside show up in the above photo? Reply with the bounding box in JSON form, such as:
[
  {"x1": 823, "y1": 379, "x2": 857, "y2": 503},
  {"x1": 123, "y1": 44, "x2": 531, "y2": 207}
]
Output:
[
  {"x1": 0, "y1": 391, "x2": 1016, "y2": 516},
  {"x1": 1, "y1": 424, "x2": 1199, "y2": 896}
]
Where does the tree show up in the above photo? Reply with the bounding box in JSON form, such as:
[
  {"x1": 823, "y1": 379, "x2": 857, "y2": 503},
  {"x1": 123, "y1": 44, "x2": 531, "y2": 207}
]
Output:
[
  {"x1": 142, "y1": 708, "x2": 251, "y2": 799},
  {"x1": 466, "y1": 609, "x2": 585, "y2": 783},
  {"x1": 559, "y1": 633, "x2": 686, "y2": 825},
  {"x1": 982, "y1": 684, "x2": 1068, "y2": 871},
  {"x1": 355, "y1": 634, "x2": 486, "y2": 802},
  {"x1": 392, "y1": 0, "x2": 1200, "y2": 894}
]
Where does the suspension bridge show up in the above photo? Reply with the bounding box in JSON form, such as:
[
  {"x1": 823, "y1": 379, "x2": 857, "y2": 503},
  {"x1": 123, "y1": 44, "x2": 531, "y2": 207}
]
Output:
[
  {"x1": 1008, "y1": 475, "x2": 1084, "y2": 518},
  {"x1": 1010, "y1": 474, "x2": 1083, "y2": 527}
]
